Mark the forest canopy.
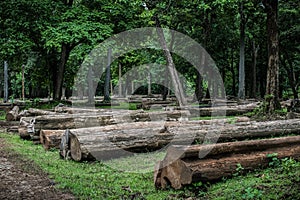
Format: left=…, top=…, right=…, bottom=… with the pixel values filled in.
left=0, top=0, right=299, bottom=103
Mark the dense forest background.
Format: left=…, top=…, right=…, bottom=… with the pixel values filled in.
left=0, top=0, right=299, bottom=104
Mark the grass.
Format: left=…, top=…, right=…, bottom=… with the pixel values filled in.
left=1, top=133, right=299, bottom=199
left=97, top=102, right=138, bottom=110
left=0, top=110, right=6, bottom=120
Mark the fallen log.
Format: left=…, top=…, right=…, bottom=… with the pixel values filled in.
left=27, top=108, right=57, bottom=116
left=19, top=110, right=190, bottom=139
left=50, top=117, right=248, bottom=151
left=61, top=119, right=300, bottom=161
left=154, top=136, right=300, bottom=189
left=181, top=102, right=260, bottom=117
left=40, top=130, right=66, bottom=150
left=6, top=106, right=19, bottom=121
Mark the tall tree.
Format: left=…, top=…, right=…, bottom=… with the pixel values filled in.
left=238, top=1, right=246, bottom=99
left=262, top=0, right=281, bottom=113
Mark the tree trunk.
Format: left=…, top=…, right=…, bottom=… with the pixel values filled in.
left=54, top=43, right=71, bottom=100
left=40, top=130, right=66, bottom=150
left=282, top=53, right=298, bottom=99
left=155, top=20, right=187, bottom=107
left=263, top=0, right=281, bottom=113
left=19, top=110, right=190, bottom=139
left=104, top=48, right=112, bottom=102
left=250, top=41, right=259, bottom=98
left=182, top=102, right=259, bottom=117
left=61, top=119, right=300, bottom=161
left=154, top=136, right=300, bottom=189
left=238, top=2, right=246, bottom=99
left=118, top=63, right=122, bottom=97
left=230, top=49, right=236, bottom=96
left=6, top=106, right=19, bottom=121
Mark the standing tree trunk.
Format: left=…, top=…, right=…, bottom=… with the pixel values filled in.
left=282, top=52, right=299, bottom=99
left=4, top=61, right=8, bottom=103
left=155, top=18, right=187, bottom=107
left=118, top=63, right=122, bottom=97
left=250, top=41, right=259, bottom=98
left=54, top=43, right=71, bottom=100
left=104, top=48, right=112, bottom=102
left=238, top=2, right=246, bottom=100
left=230, top=49, right=236, bottom=97
left=262, top=0, right=281, bottom=114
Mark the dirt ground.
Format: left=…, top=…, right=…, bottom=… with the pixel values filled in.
left=0, top=137, right=76, bottom=200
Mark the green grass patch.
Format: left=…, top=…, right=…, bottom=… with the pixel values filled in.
left=0, top=110, right=6, bottom=120
left=191, top=116, right=236, bottom=121
left=97, top=102, right=138, bottom=110
left=1, top=133, right=299, bottom=199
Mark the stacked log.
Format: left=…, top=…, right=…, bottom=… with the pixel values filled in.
left=0, top=121, right=19, bottom=133
left=43, top=117, right=248, bottom=151
left=60, top=119, right=300, bottom=161
left=6, top=106, right=19, bottom=121
left=19, top=110, right=189, bottom=134
left=40, top=130, right=66, bottom=150
left=154, top=136, right=300, bottom=189
left=180, top=102, right=260, bottom=117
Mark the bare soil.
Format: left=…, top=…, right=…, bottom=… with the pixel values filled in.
left=0, top=136, right=76, bottom=200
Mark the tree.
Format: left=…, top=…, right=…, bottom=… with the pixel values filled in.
left=262, top=0, right=281, bottom=114
left=238, top=1, right=246, bottom=99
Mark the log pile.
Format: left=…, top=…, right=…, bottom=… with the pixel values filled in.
left=154, top=136, right=300, bottom=189
left=6, top=106, right=19, bottom=121
left=20, top=110, right=189, bottom=130
left=59, top=119, right=300, bottom=161
left=40, top=130, right=66, bottom=150
left=181, top=102, right=260, bottom=117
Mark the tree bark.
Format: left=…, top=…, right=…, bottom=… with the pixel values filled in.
left=282, top=52, right=299, bottom=99
left=61, top=119, right=300, bottom=161
left=40, top=130, right=66, bottom=150
left=155, top=19, right=187, bottom=107
left=154, top=136, right=300, bottom=189
left=6, top=106, right=19, bottom=121
left=19, top=110, right=190, bottom=139
left=103, top=48, right=112, bottom=102
left=238, top=2, right=246, bottom=99
left=54, top=43, right=72, bottom=100
left=250, top=41, right=259, bottom=98
left=263, top=0, right=281, bottom=113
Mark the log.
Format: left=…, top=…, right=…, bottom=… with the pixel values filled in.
left=27, top=108, right=56, bottom=116
left=181, top=102, right=260, bottom=117
left=154, top=136, right=300, bottom=189
left=6, top=106, right=19, bottom=121
left=40, top=130, right=66, bottom=150
left=62, top=119, right=300, bottom=161
left=19, top=110, right=190, bottom=137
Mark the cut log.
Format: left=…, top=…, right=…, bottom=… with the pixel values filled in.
left=27, top=108, right=56, bottom=116
left=40, top=130, right=66, bottom=150
left=154, top=136, right=300, bottom=189
left=6, top=106, right=19, bottom=121
left=62, top=119, right=300, bottom=161
left=19, top=110, right=190, bottom=138
left=181, top=102, right=260, bottom=117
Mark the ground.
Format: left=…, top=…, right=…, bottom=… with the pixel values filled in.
left=0, top=137, right=76, bottom=200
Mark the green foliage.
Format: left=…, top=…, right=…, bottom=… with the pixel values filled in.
left=234, top=163, right=245, bottom=176
left=0, top=111, right=6, bottom=121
